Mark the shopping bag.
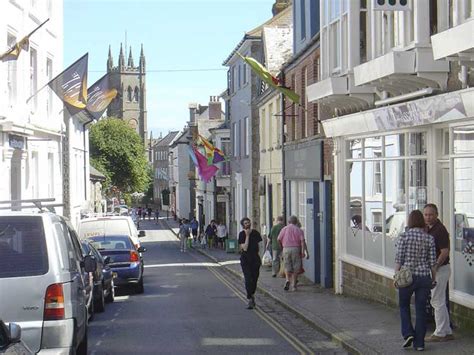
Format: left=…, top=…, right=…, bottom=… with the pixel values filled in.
left=262, top=250, right=272, bottom=267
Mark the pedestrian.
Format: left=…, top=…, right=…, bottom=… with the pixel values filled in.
left=155, top=209, right=160, bottom=224
left=395, top=209, right=437, bottom=351
left=137, top=207, right=142, bottom=220
left=266, top=215, right=284, bottom=277
left=277, top=215, right=308, bottom=292
left=205, top=220, right=217, bottom=248
left=147, top=206, right=152, bottom=221
left=423, top=203, right=454, bottom=342
left=179, top=219, right=190, bottom=252
left=238, top=217, right=262, bottom=309
left=216, top=221, right=227, bottom=249
left=190, top=217, right=199, bottom=245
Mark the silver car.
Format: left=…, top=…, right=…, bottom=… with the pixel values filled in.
left=0, top=212, right=96, bottom=354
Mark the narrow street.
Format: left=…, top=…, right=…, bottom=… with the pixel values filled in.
left=88, top=219, right=347, bottom=355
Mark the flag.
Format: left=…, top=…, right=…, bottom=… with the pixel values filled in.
left=193, top=146, right=218, bottom=183
left=47, top=53, right=88, bottom=115
left=84, top=74, right=117, bottom=120
left=198, top=134, right=226, bottom=165
left=187, top=145, right=198, bottom=166
left=238, top=53, right=300, bottom=104
left=0, top=19, right=49, bottom=62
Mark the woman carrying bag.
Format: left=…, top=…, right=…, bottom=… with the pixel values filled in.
left=394, top=210, right=437, bottom=351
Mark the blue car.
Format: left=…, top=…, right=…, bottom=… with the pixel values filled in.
left=88, top=235, right=146, bottom=294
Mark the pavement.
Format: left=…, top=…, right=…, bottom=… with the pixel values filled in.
left=161, top=217, right=474, bottom=355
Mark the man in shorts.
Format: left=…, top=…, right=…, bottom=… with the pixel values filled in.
left=278, top=215, right=308, bottom=292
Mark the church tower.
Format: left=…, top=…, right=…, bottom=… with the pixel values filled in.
left=107, top=43, right=148, bottom=145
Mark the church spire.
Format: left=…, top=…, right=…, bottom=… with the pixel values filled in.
left=139, top=43, right=145, bottom=72
left=107, top=45, right=113, bottom=71
left=118, top=43, right=125, bottom=69
left=128, top=46, right=134, bottom=68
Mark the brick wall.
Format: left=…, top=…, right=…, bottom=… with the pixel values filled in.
left=284, top=48, right=320, bottom=142
left=342, top=262, right=474, bottom=331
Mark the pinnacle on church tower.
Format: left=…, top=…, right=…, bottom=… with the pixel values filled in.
left=139, top=44, right=146, bottom=72
left=107, top=45, right=113, bottom=71
left=118, top=43, right=125, bottom=69
left=128, top=47, right=134, bottom=68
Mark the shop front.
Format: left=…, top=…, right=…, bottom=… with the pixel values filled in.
left=325, top=88, right=474, bottom=328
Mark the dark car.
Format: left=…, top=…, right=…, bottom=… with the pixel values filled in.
left=79, top=241, right=95, bottom=320
left=80, top=240, right=114, bottom=312
left=0, top=320, right=32, bottom=354
left=88, top=235, right=146, bottom=294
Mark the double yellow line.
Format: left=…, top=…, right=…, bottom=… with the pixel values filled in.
left=207, top=265, right=314, bottom=355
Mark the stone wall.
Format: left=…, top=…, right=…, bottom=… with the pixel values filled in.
left=342, top=261, right=474, bottom=331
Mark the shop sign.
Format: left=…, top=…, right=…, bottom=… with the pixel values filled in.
left=217, top=195, right=227, bottom=203
left=374, top=92, right=467, bottom=131
left=9, top=134, right=25, bottom=150
left=284, top=141, right=322, bottom=180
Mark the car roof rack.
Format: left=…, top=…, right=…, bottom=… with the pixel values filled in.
left=0, top=198, right=64, bottom=212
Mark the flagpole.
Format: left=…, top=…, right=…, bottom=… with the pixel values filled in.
left=0, top=18, right=50, bottom=61
left=26, top=52, right=88, bottom=104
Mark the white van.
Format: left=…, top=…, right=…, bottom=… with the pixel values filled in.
left=77, top=216, right=145, bottom=248
left=0, top=212, right=96, bottom=354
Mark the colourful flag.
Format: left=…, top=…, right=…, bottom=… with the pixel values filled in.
left=238, top=53, right=300, bottom=104
left=187, top=145, right=198, bottom=166
left=198, top=134, right=226, bottom=165
left=0, top=19, right=49, bottom=62
left=47, top=53, right=88, bottom=115
left=193, top=146, right=218, bottom=183
left=84, top=74, right=118, bottom=120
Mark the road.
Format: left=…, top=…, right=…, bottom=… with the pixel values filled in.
left=88, top=219, right=347, bottom=355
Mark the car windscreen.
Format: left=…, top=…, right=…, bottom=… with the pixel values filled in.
left=0, top=216, right=48, bottom=278
left=79, top=219, right=131, bottom=239
left=88, top=235, right=132, bottom=251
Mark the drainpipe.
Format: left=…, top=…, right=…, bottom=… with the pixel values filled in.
left=460, top=64, right=468, bottom=89
left=83, top=117, right=95, bottom=201
left=280, top=90, right=287, bottom=222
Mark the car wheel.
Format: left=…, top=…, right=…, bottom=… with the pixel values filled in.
left=135, top=277, right=144, bottom=294
left=77, top=328, right=88, bottom=355
left=105, top=280, right=115, bottom=303
left=95, top=284, right=105, bottom=313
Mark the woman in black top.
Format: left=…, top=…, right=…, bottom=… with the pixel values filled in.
left=238, top=217, right=262, bottom=309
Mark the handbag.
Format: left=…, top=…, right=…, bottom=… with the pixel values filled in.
left=394, top=266, right=413, bottom=289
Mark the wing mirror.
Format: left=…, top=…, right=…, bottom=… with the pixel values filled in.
left=103, top=256, right=111, bottom=265
left=137, top=246, right=147, bottom=253
left=83, top=255, right=97, bottom=273
left=139, top=230, right=146, bottom=238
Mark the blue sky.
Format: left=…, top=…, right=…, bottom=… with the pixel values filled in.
left=64, top=0, right=276, bottom=138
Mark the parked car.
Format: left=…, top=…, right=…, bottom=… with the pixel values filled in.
left=88, top=235, right=146, bottom=293
left=0, top=211, right=97, bottom=354
left=78, top=216, right=146, bottom=249
left=0, top=320, right=32, bottom=354
left=80, top=240, right=114, bottom=312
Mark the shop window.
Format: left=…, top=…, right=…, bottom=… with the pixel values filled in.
left=453, top=125, right=474, bottom=154
left=346, top=133, right=427, bottom=268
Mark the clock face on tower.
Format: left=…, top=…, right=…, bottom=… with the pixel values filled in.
left=128, top=118, right=138, bottom=130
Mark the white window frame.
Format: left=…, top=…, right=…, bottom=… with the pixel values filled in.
left=7, top=33, right=17, bottom=106
left=244, top=117, right=250, bottom=156
left=233, top=122, right=238, bottom=157
left=46, top=57, right=53, bottom=116
left=30, top=47, right=38, bottom=112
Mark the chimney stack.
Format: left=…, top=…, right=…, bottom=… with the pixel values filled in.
left=208, top=96, right=222, bottom=120
left=188, top=103, right=198, bottom=124
left=272, top=0, right=291, bottom=16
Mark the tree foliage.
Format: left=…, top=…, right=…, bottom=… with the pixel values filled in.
left=90, top=118, right=151, bottom=193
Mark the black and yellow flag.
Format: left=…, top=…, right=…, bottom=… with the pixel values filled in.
left=0, top=19, right=49, bottom=62
left=84, top=74, right=118, bottom=120
left=47, top=53, right=88, bottom=115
